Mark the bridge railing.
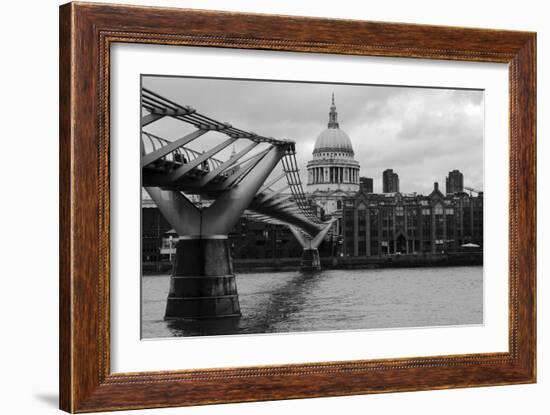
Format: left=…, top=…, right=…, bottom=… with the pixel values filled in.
left=142, top=88, right=288, bottom=145
left=142, top=131, right=223, bottom=173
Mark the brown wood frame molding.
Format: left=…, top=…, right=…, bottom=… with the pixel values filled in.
left=59, top=2, right=536, bottom=412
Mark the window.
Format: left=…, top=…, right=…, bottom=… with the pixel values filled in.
left=434, top=204, right=443, bottom=215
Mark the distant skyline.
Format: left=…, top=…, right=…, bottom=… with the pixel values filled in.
left=142, top=76, right=484, bottom=195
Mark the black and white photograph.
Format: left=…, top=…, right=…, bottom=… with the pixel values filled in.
left=140, top=75, right=484, bottom=338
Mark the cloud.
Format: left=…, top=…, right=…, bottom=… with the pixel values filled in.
left=143, top=76, right=484, bottom=195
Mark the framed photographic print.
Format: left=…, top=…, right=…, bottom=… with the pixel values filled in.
left=59, top=2, right=536, bottom=412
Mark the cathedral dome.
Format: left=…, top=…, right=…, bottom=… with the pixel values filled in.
left=312, top=94, right=354, bottom=156
left=314, top=128, right=354, bottom=154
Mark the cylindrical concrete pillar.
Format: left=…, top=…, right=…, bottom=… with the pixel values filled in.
left=164, top=238, right=241, bottom=320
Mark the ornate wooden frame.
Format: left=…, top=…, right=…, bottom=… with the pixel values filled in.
left=59, top=2, right=536, bottom=412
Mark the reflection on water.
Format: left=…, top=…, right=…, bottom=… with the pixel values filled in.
left=141, top=266, right=483, bottom=338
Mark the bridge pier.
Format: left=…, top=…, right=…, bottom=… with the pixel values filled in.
left=300, top=248, right=321, bottom=272
left=165, top=237, right=241, bottom=320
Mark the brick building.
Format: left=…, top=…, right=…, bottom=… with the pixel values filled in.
left=341, top=182, right=483, bottom=256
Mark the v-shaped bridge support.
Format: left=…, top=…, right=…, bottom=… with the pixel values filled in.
left=288, top=219, right=336, bottom=272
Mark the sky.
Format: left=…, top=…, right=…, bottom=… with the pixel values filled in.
left=142, top=75, right=484, bottom=195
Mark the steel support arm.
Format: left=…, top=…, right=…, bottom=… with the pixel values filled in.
left=197, top=142, right=259, bottom=187
left=141, top=113, right=164, bottom=127
left=288, top=219, right=335, bottom=249
left=144, top=187, right=201, bottom=236
left=202, top=145, right=287, bottom=235
left=217, top=148, right=272, bottom=190
left=141, top=129, right=206, bottom=167
left=310, top=219, right=336, bottom=249
left=288, top=227, right=312, bottom=249
left=169, top=137, right=237, bottom=182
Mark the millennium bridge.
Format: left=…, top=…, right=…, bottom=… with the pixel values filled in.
left=141, top=88, right=334, bottom=320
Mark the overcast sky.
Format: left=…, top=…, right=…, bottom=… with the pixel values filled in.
left=143, top=76, right=484, bottom=195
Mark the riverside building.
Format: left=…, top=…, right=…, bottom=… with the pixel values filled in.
left=341, top=182, right=483, bottom=256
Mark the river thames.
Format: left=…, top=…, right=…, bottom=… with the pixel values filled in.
left=141, top=266, right=483, bottom=338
